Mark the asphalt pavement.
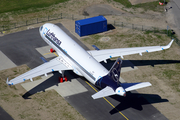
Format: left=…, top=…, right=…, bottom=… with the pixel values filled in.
left=0, top=107, right=13, bottom=120
left=167, top=0, right=180, bottom=38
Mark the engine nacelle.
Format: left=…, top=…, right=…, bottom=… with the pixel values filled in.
left=115, top=87, right=126, bottom=96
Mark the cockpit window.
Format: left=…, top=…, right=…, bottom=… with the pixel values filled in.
left=40, top=26, right=43, bottom=31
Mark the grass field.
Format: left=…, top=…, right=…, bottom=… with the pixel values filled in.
left=0, top=0, right=69, bottom=13
left=113, top=0, right=169, bottom=11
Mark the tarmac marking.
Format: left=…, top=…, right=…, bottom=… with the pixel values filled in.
left=85, top=81, right=129, bottom=120
left=43, top=52, right=52, bottom=55
left=49, top=51, right=129, bottom=119
left=43, top=52, right=58, bottom=57
left=36, top=46, right=56, bottom=58
left=21, top=75, right=88, bottom=98
left=53, top=52, right=58, bottom=56
left=0, top=51, right=16, bottom=71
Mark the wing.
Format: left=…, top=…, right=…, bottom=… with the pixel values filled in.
left=88, top=39, right=174, bottom=62
left=92, top=86, right=116, bottom=99
left=121, top=82, right=152, bottom=92
left=7, top=56, right=73, bottom=85
left=92, top=82, right=152, bottom=99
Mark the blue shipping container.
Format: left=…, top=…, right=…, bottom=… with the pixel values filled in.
left=75, top=16, right=107, bottom=37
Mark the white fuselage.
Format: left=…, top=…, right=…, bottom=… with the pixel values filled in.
left=39, top=23, right=108, bottom=84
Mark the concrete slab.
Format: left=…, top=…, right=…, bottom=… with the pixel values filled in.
left=21, top=74, right=54, bottom=92
left=0, top=51, right=16, bottom=71
left=36, top=46, right=56, bottom=58
left=54, top=80, right=88, bottom=97
left=21, top=74, right=88, bottom=98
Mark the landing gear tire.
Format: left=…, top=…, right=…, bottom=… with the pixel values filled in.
left=59, top=76, right=68, bottom=83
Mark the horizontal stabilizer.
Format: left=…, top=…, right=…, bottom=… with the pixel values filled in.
left=92, top=86, right=116, bottom=99
left=121, top=82, right=151, bottom=92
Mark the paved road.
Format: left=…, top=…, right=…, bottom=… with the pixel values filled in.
left=171, top=0, right=180, bottom=28
left=167, top=0, right=180, bottom=37
left=0, top=107, right=13, bottom=120
left=173, top=0, right=180, bottom=8
left=174, top=0, right=180, bottom=30
left=0, top=28, right=47, bottom=69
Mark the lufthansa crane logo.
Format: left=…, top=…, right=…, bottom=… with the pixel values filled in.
left=112, top=68, right=119, bottom=82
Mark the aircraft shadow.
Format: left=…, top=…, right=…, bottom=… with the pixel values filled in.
left=101, top=59, right=180, bottom=70
left=22, top=70, right=79, bottom=99
left=109, top=91, right=168, bottom=114
left=22, top=59, right=180, bottom=99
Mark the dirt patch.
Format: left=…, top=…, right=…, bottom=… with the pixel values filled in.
left=83, top=4, right=123, bottom=16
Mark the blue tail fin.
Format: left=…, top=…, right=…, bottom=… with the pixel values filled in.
left=108, top=58, right=122, bottom=83
left=95, top=58, right=122, bottom=90
left=93, top=58, right=152, bottom=99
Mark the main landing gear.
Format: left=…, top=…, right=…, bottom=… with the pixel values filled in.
left=59, top=76, right=68, bottom=83
left=59, top=70, right=68, bottom=83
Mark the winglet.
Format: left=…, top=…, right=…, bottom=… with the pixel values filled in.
left=6, top=78, right=11, bottom=85
left=166, top=39, right=174, bottom=48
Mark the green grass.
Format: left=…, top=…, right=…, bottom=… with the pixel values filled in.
left=113, top=0, right=132, bottom=8
left=163, top=69, right=177, bottom=79
left=0, top=0, right=69, bottom=14
left=82, top=35, right=111, bottom=49
left=113, top=0, right=169, bottom=11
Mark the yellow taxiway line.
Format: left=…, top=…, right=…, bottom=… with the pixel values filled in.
left=43, top=52, right=58, bottom=57
left=53, top=52, right=58, bottom=57
left=44, top=52, right=129, bottom=120
left=85, top=81, right=129, bottom=120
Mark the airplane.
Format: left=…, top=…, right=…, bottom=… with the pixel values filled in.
left=6, top=23, right=174, bottom=99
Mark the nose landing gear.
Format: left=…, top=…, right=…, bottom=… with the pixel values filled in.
left=50, top=48, right=55, bottom=53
